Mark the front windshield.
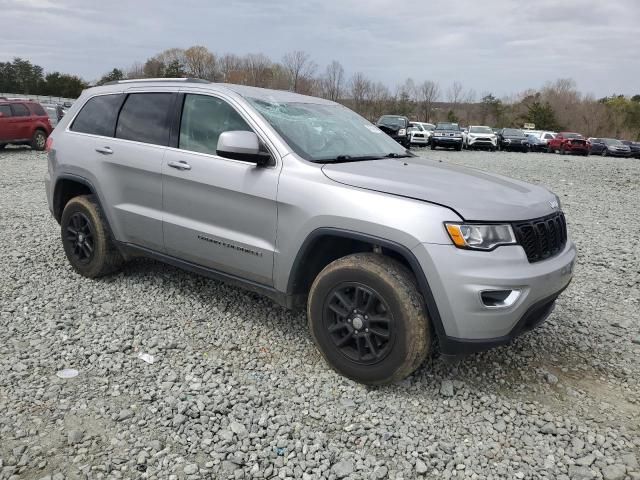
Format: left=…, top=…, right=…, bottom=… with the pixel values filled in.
left=470, top=126, right=493, bottom=134
left=412, top=124, right=424, bottom=131
left=436, top=123, right=459, bottom=131
left=603, top=138, right=622, bottom=146
left=503, top=128, right=524, bottom=136
left=248, top=99, right=408, bottom=162
left=378, top=116, right=406, bottom=127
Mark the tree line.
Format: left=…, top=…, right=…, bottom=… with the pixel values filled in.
left=2, top=49, right=640, bottom=140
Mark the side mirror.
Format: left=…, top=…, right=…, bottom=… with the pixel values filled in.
left=216, top=131, right=271, bottom=166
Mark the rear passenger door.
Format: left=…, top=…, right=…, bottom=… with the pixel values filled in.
left=106, top=91, right=176, bottom=251
left=10, top=103, right=31, bottom=140
left=162, top=92, right=280, bottom=286
left=68, top=91, right=174, bottom=252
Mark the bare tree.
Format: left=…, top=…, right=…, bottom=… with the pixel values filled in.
left=184, top=46, right=216, bottom=80
left=368, top=81, right=391, bottom=121
left=126, top=62, right=145, bottom=80
left=218, top=54, right=244, bottom=83
left=418, top=80, right=440, bottom=122
left=244, top=53, right=272, bottom=87
left=349, top=72, right=371, bottom=115
left=322, top=60, right=344, bottom=101
left=447, top=81, right=464, bottom=106
left=282, top=51, right=317, bottom=93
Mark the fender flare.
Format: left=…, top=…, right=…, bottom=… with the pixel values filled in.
left=286, top=227, right=447, bottom=344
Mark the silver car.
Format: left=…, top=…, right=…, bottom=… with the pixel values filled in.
left=45, top=79, right=576, bottom=384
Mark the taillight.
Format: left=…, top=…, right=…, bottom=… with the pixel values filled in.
left=45, top=137, right=53, bottom=152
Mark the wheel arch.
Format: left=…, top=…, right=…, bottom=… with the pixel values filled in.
left=52, top=174, right=98, bottom=223
left=286, top=228, right=447, bottom=342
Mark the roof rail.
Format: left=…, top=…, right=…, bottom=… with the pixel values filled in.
left=102, top=78, right=210, bottom=86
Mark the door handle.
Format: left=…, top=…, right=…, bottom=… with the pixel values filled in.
left=95, top=146, right=113, bottom=155
left=167, top=160, right=191, bottom=171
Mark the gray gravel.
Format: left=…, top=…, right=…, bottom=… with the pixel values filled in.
left=0, top=145, right=639, bottom=480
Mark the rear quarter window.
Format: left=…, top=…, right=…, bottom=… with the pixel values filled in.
left=29, top=103, right=47, bottom=116
left=71, top=94, right=125, bottom=137
left=115, top=93, right=174, bottom=146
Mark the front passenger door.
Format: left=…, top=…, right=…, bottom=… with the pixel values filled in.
left=162, top=93, right=280, bottom=286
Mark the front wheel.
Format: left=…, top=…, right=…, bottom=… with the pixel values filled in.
left=602, top=149, right=607, bottom=157
left=308, top=253, right=431, bottom=385
left=430, top=143, right=436, bottom=150
left=61, top=195, right=124, bottom=278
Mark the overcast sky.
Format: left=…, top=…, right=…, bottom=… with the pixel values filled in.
left=1, top=0, right=639, bottom=97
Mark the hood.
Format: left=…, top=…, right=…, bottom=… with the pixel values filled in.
left=322, top=158, right=559, bottom=221
left=503, top=135, right=527, bottom=140
left=377, top=124, right=401, bottom=135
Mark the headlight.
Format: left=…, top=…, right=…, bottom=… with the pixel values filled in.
left=445, top=223, right=517, bottom=250
left=398, top=129, right=406, bottom=136
left=504, top=139, right=511, bottom=143
left=434, top=132, right=442, bottom=137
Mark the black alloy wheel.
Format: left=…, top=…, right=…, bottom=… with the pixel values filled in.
left=323, top=283, right=394, bottom=365
left=65, top=212, right=95, bottom=264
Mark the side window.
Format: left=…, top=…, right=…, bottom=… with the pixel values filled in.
left=71, top=94, right=124, bottom=137
left=116, top=93, right=173, bottom=146
left=0, top=105, right=12, bottom=117
left=11, top=104, right=30, bottom=117
left=179, top=94, right=252, bottom=155
left=30, top=104, right=47, bottom=116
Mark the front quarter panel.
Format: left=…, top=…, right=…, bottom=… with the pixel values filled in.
left=273, top=155, right=460, bottom=292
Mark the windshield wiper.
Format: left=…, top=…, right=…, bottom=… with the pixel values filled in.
left=314, top=152, right=415, bottom=163
left=383, top=152, right=414, bottom=158
left=314, top=155, right=386, bottom=163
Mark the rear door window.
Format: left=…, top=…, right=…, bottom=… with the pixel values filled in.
left=30, top=103, right=47, bottom=116
left=179, top=94, right=252, bottom=155
left=0, top=105, right=11, bottom=117
left=71, top=94, right=124, bottom=137
left=116, top=93, right=174, bottom=146
left=10, top=104, right=30, bottom=117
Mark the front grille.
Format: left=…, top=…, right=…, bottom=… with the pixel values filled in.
left=512, top=212, right=567, bottom=263
left=570, top=140, right=585, bottom=145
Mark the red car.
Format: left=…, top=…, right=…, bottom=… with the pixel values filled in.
left=0, top=99, right=53, bottom=151
left=547, top=132, right=590, bottom=156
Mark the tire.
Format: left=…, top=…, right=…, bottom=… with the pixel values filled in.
left=602, top=149, right=607, bottom=157
left=31, top=129, right=47, bottom=151
left=0, top=144, right=6, bottom=150
left=430, top=142, right=436, bottom=150
left=60, top=194, right=124, bottom=278
left=456, top=144, right=462, bottom=151
left=308, top=253, right=431, bottom=385
left=560, top=147, right=566, bottom=155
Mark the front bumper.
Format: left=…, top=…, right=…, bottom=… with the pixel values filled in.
left=433, top=136, right=462, bottom=145
left=410, top=135, right=429, bottom=144
left=468, top=137, right=497, bottom=148
left=412, top=240, right=576, bottom=354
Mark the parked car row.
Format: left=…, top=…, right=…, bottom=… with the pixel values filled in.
left=374, top=115, right=639, bottom=159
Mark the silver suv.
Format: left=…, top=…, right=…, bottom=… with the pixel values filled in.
left=45, top=79, right=576, bottom=385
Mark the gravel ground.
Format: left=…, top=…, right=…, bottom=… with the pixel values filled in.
left=0, top=146, right=638, bottom=480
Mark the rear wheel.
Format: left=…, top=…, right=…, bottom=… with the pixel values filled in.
left=308, top=253, right=430, bottom=385
left=60, top=195, right=124, bottom=278
left=31, top=129, right=47, bottom=151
